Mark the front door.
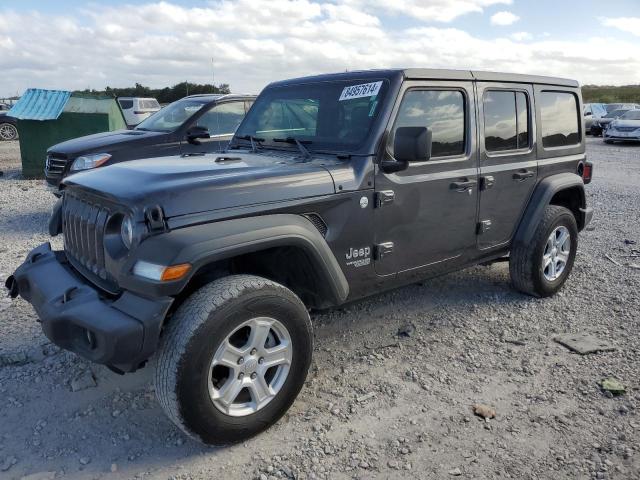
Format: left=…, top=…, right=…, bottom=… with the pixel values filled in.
left=476, top=83, right=537, bottom=250
left=374, top=81, right=479, bottom=276
left=180, top=100, right=247, bottom=154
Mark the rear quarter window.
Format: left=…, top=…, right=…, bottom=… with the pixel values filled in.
left=539, top=91, right=580, bottom=148
left=141, top=99, right=160, bottom=109
left=118, top=99, right=134, bottom=110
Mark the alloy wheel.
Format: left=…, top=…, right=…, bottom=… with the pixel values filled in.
left=0, top=123, right=17, bottom=141
left=542, top=226, right=571, bottom=281
left=208, top=317, right=292, bottom=417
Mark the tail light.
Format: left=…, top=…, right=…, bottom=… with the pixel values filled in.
left=582, top=161, right=593, bottom=184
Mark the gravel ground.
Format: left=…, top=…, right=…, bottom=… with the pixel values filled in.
left=0, top=138, right=638, bottom=480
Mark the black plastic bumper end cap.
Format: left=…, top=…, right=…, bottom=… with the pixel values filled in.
left=5, top=275, right=18, bottom=299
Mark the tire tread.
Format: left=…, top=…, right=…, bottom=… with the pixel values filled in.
left=510, top=205, right=575, bottom=297
left=154, top=274, right=309, bottom=441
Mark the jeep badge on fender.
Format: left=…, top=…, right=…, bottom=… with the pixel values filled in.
left=7, top=68, right=592, bottom=445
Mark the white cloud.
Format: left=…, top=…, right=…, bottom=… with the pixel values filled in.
left=510, top=32, right=532, bottom=41
left=347, top=0, right=512, bottom=23
left=0, top=1, right=639, bottom=98
left=601, top=17, right=640, bottom=36
left=490, top=11, right=520, bottom=26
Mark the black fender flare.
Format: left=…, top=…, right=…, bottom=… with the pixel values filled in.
left=120, top=214, right=349, bottom=306
left=513, top=173, right=589, bottom=249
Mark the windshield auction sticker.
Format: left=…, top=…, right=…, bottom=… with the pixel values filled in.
left=339, top=81, right=382, bottom=101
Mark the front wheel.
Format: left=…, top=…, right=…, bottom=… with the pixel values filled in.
left=155, top=275, right=313, bottom=445
left=509, top=205, right=578, bottom=297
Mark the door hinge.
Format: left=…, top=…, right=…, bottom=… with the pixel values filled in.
left=480, top=175, right=495, bottom=191
left=375, top=190, right=395, bottom=208
left=477, top=220, right=492, bottom=234
left=374, top=242, right=394, bottom=260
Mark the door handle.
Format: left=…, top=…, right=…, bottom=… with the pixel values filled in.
left=450, top=179, right=477, bottom=192
left=513, top=170, right=534, bottom=181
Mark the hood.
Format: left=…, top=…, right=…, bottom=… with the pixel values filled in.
left=48, top=129, right=167, bottom=155
left=63, top=151, right=337, bottom=218
left=611, top=119, right=640, bottom=129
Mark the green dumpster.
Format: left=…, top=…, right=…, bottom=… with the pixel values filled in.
left=9, top=89, right=127, bottom=178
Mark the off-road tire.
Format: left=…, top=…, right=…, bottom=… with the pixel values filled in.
left=155, top=274, right=313, bottom=445
left=509, top=205, right=578, bottom=297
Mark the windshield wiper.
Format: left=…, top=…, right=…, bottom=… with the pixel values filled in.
left=273, top=137, right=313, bottom=160
left=234, top=134, right=265, bottom=153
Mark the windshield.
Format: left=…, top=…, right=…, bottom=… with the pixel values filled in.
left=234, top=79, right=388, bottom=152
left=592, top=104, right=607, bottom=116
left=135, top=98, right=209, bottom=132
left=621, top=110, right=640, bottom=120
left=605, top=104, right=624, bottom=113
left=605, top=109, right=628, bottom=118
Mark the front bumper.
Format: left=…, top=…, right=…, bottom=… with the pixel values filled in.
left=6, top=243, right=173, bottom=372
left=603, top=132, right=640, bottom=142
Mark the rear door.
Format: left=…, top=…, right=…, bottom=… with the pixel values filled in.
left=476, top=83, right=537, bottom=250
left=374, top=81, right=479, bottom=276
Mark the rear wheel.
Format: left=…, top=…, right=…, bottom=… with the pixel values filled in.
left=0, top=123, right=17, bottom=141
left=510, top=205, right=578, bottom=297
left=155, top=275, right=312, bottom=445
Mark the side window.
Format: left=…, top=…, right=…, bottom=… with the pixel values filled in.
left=392, top=90, right=465, bottom=157
left=197, top=101, right=247, bottom=136
left=483, top=90, right=530, bottom=152
left=540, top=91, right=580, bottom=148
left=118, top=99, right=133, bottom=110
left=516, top=92, right=529, bottom=148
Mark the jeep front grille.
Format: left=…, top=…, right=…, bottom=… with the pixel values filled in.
left=62, top=192, right=109, bottom=280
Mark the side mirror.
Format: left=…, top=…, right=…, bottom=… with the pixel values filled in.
left=394, top=126, right=432, bottom=162
left=584, top=112, right=592, bottom=117
left=186, top=126, right=210, bottom=144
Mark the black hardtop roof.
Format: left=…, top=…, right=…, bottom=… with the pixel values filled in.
left=268, top=68, right=579, bottom=88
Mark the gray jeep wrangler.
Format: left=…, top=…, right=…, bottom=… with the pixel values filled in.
left=7, top=69, right=593, bottom=445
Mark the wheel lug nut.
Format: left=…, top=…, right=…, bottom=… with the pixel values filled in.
left=251, top=372, right=257, bottom=380
left=258, top=357, right=264, bottom=364
left=238, top=372, right=244, bottom=380
left=237, top=357, right=244, bottom=365
left=250, top=348, right=257, bottom=355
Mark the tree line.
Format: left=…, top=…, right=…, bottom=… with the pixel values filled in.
left=78, top=81, right=232, bottom=104
left=582, top=85, right=640, bottom=104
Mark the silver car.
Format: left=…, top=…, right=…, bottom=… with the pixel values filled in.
left=583, top=103, right=607, bottom=133
left=604, top=110, right=640, bottom=143
left=592, top=109, right=631, bottom=136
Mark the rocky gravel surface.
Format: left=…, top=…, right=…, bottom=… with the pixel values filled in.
left=0, top=138, right=639, bottom=479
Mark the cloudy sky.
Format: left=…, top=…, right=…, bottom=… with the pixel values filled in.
left=1, top=0, right=639, bottom=97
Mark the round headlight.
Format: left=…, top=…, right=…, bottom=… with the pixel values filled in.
left=121, top=216, right=134, bottom=249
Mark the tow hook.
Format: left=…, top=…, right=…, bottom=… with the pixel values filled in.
left=5, top=275, right=19, bottom=299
